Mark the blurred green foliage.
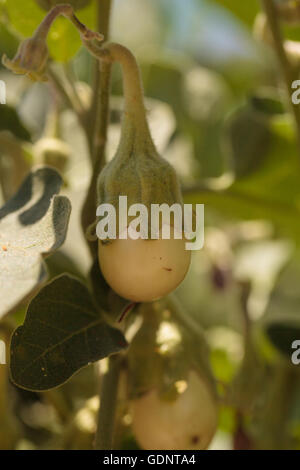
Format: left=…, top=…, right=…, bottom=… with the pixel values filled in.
left=0, top=0, right=300, bottom=451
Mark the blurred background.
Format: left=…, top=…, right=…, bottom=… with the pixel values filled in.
left=1, top=0, right=300, bottom=450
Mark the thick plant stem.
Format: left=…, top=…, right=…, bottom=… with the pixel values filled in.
left=81, top=2, right=112, bottom=256
left=81, top=62, right=112, bottom=259
left=261, top=0, right=300, bottom=156
left=88, top=0, right=112, bottom=158
left=92, top=61, right=112, bottom=164
left=95, top=355, right=122, bottom=450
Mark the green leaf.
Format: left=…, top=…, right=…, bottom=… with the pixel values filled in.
left=0, top=105, right=31, bottom=141
left=0, top=166, right=71, bottom=319
left=4, top=0, right=97, bottom=62
left=10, top=274, right=128, bottom=391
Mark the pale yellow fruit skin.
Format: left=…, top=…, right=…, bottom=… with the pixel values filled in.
left=98, top=231, right=191, bottom=302
left=131, top=371, right=218, bottom=450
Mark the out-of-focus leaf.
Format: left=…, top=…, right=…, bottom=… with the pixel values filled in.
left=3, top=0, right=44, bottom=37
left=0, top=21, right=18, bottom=58
left=186, top=115, right=300, bottom=243
left=266, top=324, right=300, bottom=357
left=0, top=105, right=31, bottom=141
left=10, top=275, right=128, bottom=391
left=211, top=348, right=236, bottom=383
left=262, top=258, right=300, bottom=357
left=0, top=167, right=71, bottom=319
left=211, top=0, right=260, bottom=27
left=142, top=60, right=184, bottom=114
left=230, top=337, right=266, bottom=413
left=0, top=132, right=32, bottom=200
left=183, top=66, right=233, bottom=178
left=225, top=107, right=271, bottom=178
left=4, top=0, right=97, bottom=62
left=249, top=90, right=285, bottom=116
left=190, top=119, right=229, bottom=178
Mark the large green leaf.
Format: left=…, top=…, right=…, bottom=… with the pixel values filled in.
left=0, top=166, right=71, bottom=319
left=10, top=275, right=128, bottom=391
left=4, top=0, right=97, bottom=62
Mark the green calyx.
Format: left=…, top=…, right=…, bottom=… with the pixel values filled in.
left=96, top=43, right=183, bottom=233
left=97, top=124, right=182, bottom=212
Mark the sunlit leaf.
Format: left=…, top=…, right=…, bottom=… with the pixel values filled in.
left=0, top=166, right=71, bottom=318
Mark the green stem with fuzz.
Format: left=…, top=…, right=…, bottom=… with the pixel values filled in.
left=81, top=40, right=155, bottom=256
left=83, top=41, right=155, bottom=149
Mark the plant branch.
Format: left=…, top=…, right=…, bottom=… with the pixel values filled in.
left=94, top=355, right=122, bottom=450
left=88, top=0, right=112, bottom=159
left=47, top=65, right=96, bottom=157
left=81, top=2, right=112, bottom=257
left=63, top=62, right=85, bottom=115
left=47, top=66, right=82, bottom=115
left=261, top=0, right=300, bottom=155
